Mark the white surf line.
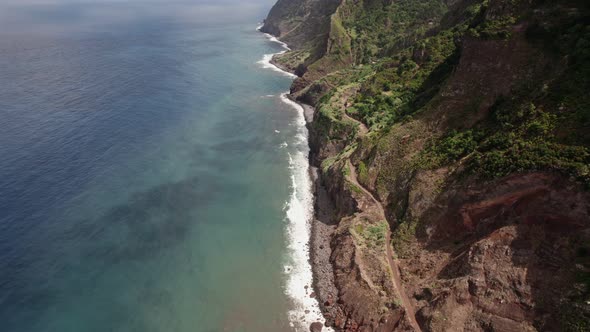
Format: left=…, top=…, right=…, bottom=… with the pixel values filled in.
left=256, top=24, right=297, bottom=78
left=256, top=25, right=332, bottom=331
left=282, top=94, right=331, bottom=332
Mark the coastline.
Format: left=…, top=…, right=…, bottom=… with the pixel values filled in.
left=257, top=25, right=336, bottom=331
left=309, top=166, right=340, bottom=328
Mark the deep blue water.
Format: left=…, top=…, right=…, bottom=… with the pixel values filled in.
left=0, top=1, right=322, bottom=331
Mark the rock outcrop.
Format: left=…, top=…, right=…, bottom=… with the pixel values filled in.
left=261, top=0, right=340, bottom=50
left=310, top=321, right=324, bottom=332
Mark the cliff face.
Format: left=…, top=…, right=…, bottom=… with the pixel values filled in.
left=261, top=0, right=341, bottom=76
left=261, top=0, right=340, bottom=48
left=264, top=0, right=590, bottom=331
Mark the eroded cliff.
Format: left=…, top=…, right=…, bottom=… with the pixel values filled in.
left=264, top=0, right=590, bottom=331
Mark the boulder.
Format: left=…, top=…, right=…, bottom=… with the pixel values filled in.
left=310, top=322, right=323, bottom=332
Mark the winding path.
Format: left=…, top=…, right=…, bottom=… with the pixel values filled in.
left=343, top=112, right=368, bottom=136
left=346, top=159, right=421, bottom=331
left=339, top=94, right=421, bottom=330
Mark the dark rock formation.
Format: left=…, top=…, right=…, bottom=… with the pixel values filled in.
left=310, top=321, right=324, bottom=332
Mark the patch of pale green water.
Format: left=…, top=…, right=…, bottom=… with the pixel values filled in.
left=3, top=21, right=320, bottom=331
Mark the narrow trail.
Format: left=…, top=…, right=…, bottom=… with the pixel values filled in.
left=346, top=159, right=422, bottom=332
left=338, top=92, right=421, bottom=331
left=343, top=113, right=368, bottom=136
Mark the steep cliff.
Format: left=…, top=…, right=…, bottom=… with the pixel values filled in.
left=260, top=0, right=341, bottom=76
left=264, top=0, right=590, bottom=331
left=261, top=0, right=340, bottom=49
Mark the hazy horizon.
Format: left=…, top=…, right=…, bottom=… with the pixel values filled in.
left=0, top=0, right=276, bottom=35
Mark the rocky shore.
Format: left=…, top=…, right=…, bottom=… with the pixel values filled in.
left=301, top=99, right=339, bottom=331
left=309, top=164, right=339, bottom=328
left=263, top=29, right=336, bottom=330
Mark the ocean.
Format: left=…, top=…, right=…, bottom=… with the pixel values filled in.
left=0, top=1, right=324, bottom=331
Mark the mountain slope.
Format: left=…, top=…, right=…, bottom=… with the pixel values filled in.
left=264, top=0, right=590, bottom=331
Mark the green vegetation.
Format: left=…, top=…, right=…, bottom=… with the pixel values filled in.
left=421, top=129, right=482, bottom=168
left=340, top=0, right=448, bottom=63
left=342, top=163, right=351, bottom=177
left=354, top=221, right=388, bottom=249
left=329, top=11, right=352, bottom=59
left=321, top=156, right=338, bottom=174
left=312, top=0, right=590, bottom=189
left=391, top=218, right=417, bottom=259
left=347, top=182, right=364, bottom=195
left=469, top=15, right=517, bottom=39
left=273, top=49, right=311, bottom=73
left=536, top=23, right=590, bottom=144
left=419, top=96, right=590, bottom=185
left=414, top=17, right=590, bottom=184
left=358, top=161, right=369, bottom=183
left=348, top=26, right=463, bottom=129
left=471, top=137, right=589, bottom=183
left=272, top=0, right=590, bottom=328
left=314, top=100, right=358, bottom=146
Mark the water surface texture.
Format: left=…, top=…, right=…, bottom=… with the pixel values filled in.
left=0, top=1, right=319, bottom=331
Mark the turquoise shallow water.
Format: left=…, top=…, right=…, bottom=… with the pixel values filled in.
left=0, top=1, right=320, bottom=331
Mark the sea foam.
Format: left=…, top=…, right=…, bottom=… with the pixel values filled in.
left=257, top=25, right=331, bottom=331
left=282, top=94, right=330, bottom=331
left=257, top=25, right=297, bottom=78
